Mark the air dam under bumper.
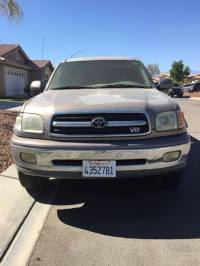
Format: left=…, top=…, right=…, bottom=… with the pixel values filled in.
left=11, top=134, right=190, bottom=179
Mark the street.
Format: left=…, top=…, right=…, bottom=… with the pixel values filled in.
left=25, top=98, right=200, bottom=266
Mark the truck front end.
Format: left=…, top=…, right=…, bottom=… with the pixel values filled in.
left=11, top=58, right=190, bottom=189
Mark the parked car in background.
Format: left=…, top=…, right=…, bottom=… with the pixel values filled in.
left=182, top=84, right=192, bottom=93
left=182, top=82, right=200, bottom=93
left=170, top=84, right=184, bottom=98
left=191, top=82, right=200, bottom=92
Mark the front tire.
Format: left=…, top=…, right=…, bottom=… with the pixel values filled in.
left=18, top=171, right=48, bottom=189
left=153, top=171, right=182, bottom=189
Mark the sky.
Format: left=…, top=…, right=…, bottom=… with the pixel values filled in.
left=0, top=0, right=199, bottom=72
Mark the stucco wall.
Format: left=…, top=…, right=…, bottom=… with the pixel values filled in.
left=44, top=65, right=53, bottom=80
left=0, top=65, right=6, bottom=96
left=30, top=70, right=43, bottom=82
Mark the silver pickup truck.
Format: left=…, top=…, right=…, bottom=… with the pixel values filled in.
left=11, top=57, right=190, bottom=189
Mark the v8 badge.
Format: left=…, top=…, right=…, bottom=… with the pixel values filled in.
left=130, top=127, right=140, bottom=133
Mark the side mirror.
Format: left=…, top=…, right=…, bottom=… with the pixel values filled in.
left=30, top=80, right=42, bottom=96
left=158, top=78, right=173, bottom=90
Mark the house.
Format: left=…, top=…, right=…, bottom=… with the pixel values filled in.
left=0, top=44, right=54, bottom=96
left=152, top=71, right=200, bottom=84
left=152, top=73, right=170, bottom=82
left=186, top=73, right=200, bottom=83
left=158, top=73, right=170, bottom=80
left=152, top=77, right=160, bottom=83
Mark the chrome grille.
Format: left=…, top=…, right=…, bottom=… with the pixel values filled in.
left=50, top=113, right=150, bottom=137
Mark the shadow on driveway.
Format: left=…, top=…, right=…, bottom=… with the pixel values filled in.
left=31, top=136, right=200, bottom=239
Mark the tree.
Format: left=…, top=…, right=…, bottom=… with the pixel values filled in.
left=169, top=60, right=190, bottom=84
left=184, top=65, right=190, bottom=78
left=146, top=64, right=160, bottom=77
left=0, top=0, right=23, bottom=21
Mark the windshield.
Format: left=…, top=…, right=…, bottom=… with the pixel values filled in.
left=48, top=60, right=153, bottom=90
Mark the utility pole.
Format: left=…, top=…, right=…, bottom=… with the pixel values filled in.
left=42, top=37, right=45, bottom=60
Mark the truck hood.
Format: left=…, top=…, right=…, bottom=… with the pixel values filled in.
left=24, top=88, right=179, bottom=116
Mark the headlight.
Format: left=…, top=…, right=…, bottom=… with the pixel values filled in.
left=156, top=111, right=178, bottom=131
left=14, top=113, right=43, bottom=133
left=156, top=111, right=186, bottom=131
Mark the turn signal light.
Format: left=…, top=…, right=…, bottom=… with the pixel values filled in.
left=177, top=111, right=186, bottom=129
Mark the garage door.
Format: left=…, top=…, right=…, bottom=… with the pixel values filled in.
left=4, top=67, right=27, bottom=96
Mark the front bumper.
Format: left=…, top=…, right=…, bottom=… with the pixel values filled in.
left=11, top=134, right=191, bottom=179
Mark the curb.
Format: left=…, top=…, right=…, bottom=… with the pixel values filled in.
left=189, top=97, right=200, bottom=101
left=1, top=185, right=57, bottom=266
left=0, top=165, right=35, bottom=261
left=0, top=165, right=57, bottom=265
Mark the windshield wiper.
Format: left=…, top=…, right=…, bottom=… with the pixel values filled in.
left=50, top=85, right=95, bottom=90
left=96, top=84, right=151, bottom=88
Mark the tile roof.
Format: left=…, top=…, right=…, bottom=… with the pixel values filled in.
left=0, top=44, right=53, bottom=70
left=189, top=73, right=200, bottom=77
left=0, top=44, right=19, bottom=56
left=159, top=72, right=170, bottom=77
left=32, top=60, right=50, bottom=68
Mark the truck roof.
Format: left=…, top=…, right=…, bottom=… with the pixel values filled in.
left=65, top=56, right=138, bottom=63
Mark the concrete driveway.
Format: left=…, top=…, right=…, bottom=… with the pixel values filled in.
left=0, top=101, right=23, bottom=112
left=26, top=98, right=200, bottom=266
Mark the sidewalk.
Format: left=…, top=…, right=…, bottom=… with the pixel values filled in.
left=0, top=165, right=56, bottom=265
left=0, top=101, right=23, bottom=112
left=0, top=165, right=35, bottom=260
left=190, top=97, right=200, bottom=101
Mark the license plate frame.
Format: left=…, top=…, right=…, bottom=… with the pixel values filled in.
left=82, top=160, right=116, bottom=177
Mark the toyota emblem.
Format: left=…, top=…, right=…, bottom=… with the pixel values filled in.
left=91, top=117, right=107, bottom=129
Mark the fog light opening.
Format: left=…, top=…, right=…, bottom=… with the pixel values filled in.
left=162, top=151, right=181, bottom=163
left=20, top=152, right=37, bottom=164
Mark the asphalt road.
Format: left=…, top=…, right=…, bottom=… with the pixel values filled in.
left=28, top=98, right=200, bottom=266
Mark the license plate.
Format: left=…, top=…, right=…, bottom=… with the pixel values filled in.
left=82, top=160, right=116, bottom=177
